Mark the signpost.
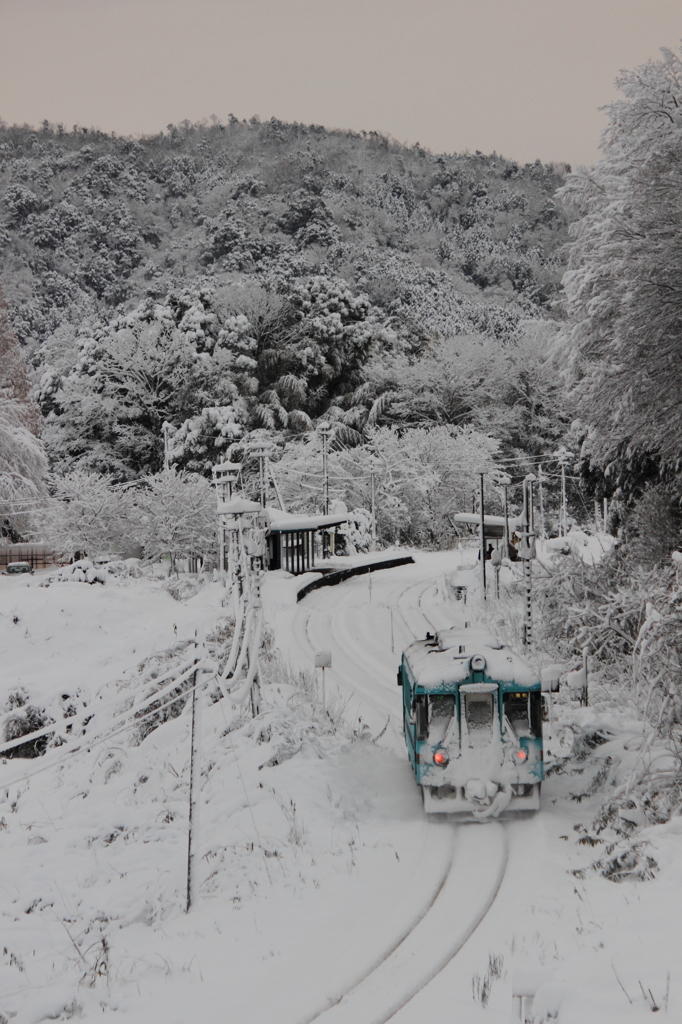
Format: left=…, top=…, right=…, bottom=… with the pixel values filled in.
left=315, top=650, right=332, bottom=706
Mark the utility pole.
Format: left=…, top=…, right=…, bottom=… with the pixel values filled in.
left=162, top=422, right=171, bottom=471
left=213, top=461, right=241, bottom=581
left=476, top=466, right=487, bottom=600
left=498, top=473, right=511, bottom=560
left=537, top=463, right=545, bottom=539
left=521, top=474, right=536, bottom=647
left=370, top=470, right=377, bottom=552
left=268, top=460, right=286, bottom=511
left=319, top=423, right=331, bottom=559
left=554, top=447, right=573, bottom=537
left=252, top=447, right=267, bottom=508
left=319, top=423, right=331, bottom=515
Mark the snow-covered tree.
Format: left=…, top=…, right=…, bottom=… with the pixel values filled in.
left=340, top=326, right=566, bottom=461
left=127, top=470, right=216, bottom=568
left=39, top=288, right=247, bottom=478
left=272, top=424, right=500, bottom=547
left=0, top=291, right=48, bottom=540
left=557, top=45, right=682, bottom=496
left=257, top=275, right=395, bottom=420
left=168, top=405, right=246, bottom=474
left=39, top=471, right=129, bottom=556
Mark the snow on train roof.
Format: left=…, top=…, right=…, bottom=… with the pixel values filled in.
left=404, top=625, right=539, bottom=690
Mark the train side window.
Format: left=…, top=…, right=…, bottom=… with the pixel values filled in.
left=529, top=691, right=542, bottom=736
left=429, top=695, right=455, bottom=721
left=465, top=692, right=493, bottom=746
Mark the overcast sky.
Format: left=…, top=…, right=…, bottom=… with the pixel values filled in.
left=1, top=0, right=681, bottom=166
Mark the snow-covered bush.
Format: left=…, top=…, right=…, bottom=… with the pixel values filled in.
left=537, top=550, right=682, bottom=839
left=40, top=558, right=107, bottom=586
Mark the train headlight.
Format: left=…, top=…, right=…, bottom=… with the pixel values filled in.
left=470, top=654, right=486, bottom=672
left=433, top=750, right=449, bottom=767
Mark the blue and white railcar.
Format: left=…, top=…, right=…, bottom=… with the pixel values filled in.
left=398, top=625, right=543, bottom=817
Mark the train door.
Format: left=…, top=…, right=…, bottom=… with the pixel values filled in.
left=401, top=663, right=427, bottom=770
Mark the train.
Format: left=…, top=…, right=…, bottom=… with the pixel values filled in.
left=398, top=624, right=543, bottom=818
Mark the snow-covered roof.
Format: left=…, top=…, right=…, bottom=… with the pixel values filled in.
left=265, top=508, right=348, bottom=533
left=404, top=625, right=539, bottom=690
left=217, top=497, right=262, bottom=515
left=453, top=513, right=525, bottom=536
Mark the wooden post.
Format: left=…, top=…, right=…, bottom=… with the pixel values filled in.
left=186, top=651, right=203, bottom=913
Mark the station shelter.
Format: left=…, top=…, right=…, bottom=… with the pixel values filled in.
left=216, top=498, right=348, bottom=576
left=452, top=512, right=524, bottom=560
left=265, top=509, right=348, bottom=574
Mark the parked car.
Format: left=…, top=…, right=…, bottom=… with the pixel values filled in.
left=2, top=561, right=34, bottom=575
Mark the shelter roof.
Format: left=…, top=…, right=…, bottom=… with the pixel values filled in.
left=264, top=508, right=348, bottom=533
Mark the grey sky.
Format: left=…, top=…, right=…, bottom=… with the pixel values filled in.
left=1, top=0, right=681, bottom=166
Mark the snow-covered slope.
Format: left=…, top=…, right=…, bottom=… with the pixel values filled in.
left=1, top=555, right=681, bottom=1023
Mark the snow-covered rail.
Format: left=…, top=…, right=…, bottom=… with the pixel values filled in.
left=284, top=557, right=510, bottom=1022
left=300, top=824, right=508, bottom=1024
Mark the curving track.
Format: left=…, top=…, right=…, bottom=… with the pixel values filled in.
left=283, top=555, right=515, bottom=1024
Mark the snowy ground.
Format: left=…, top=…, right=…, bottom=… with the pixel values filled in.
left=0, top=550, right=680, bottom=1023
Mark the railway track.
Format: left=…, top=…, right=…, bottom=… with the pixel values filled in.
left=288, top=559, right=511, bottom=1024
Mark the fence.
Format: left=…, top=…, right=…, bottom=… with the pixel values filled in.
left=0, top=544, right=56, bottom=570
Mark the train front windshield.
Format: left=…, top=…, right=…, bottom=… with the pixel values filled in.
left=503, top=691, right=542, bottom=738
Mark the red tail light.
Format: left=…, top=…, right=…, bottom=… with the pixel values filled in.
left=516, top=749, right=527, bottom=761
left=433, top=750, right=449, bottom=766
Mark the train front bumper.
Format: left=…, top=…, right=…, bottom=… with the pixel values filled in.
left=422, top=779, right=540, bottom=816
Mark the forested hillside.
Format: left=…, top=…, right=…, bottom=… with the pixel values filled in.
left=0, top=119, right=571, bottom=495
left=0, top=118, right=569, bottom=347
